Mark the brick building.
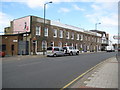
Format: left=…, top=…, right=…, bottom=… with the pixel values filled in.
left=3, top=15, right=102, bottom=55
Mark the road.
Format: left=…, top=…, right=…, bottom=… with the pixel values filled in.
left=2, top=52, right=117, bottom=88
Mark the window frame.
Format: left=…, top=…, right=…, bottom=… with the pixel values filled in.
left=36, top=26, right=41, bottom=36
left=44, top=27, right=48, bottom=37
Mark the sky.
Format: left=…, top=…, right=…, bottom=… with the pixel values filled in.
left=0, top=0, right=119, bottom=44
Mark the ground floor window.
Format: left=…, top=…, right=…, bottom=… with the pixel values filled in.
left=50, top=41, right=54, bottom=47
left=58, top=42, right=62, bottom=47
left=42, top=41, right=47, bottom=50
left=2, top=44, right=6, bottom=51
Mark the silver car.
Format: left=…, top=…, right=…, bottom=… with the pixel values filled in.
left=47, top=47, right=64, bottom=57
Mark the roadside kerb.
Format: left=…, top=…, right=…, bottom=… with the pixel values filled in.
left=60, top=57, right=114, bottom=90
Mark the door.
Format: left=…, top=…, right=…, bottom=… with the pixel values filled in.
left=11, top=44, right=14, bottom=56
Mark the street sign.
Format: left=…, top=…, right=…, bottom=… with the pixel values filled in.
left=113, top=35, right=120, bottom=39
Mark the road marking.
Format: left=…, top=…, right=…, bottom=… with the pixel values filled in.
left=60, top=57, right=114, bottom=90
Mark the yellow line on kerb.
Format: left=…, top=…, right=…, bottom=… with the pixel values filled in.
left=60, top=58, right=110, bottom=90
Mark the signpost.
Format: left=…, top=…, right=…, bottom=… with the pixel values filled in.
left=113, top=35, right=120, bottom=40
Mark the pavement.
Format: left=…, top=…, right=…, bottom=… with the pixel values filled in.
left=70, top=56, right=118, bottom=89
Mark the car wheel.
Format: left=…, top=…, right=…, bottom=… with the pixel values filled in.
left=76, top=51, right=79, bottom=55
left=70, top=52, right=73, bottom=56
left=53, top=54, right=57, bottom=57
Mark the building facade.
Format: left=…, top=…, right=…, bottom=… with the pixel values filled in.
left=3, top=15, right=102, bottom=55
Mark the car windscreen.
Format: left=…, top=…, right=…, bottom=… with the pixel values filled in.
left=63, top=47, right=67, bottom=49
left=69, top=47, right=73, bottom=49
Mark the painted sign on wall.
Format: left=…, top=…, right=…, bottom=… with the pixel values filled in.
left=13, top=16, right=30, bottom=34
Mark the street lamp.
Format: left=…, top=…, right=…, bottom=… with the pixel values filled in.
left=43, top=1, right=52, bottom=55
left=95, top=23, right=101, bottom=30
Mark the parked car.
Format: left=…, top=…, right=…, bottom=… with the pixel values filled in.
left=0, top=51, right=5, bottom=57
left=63, top=46, right=79, bottom=55
left=118, top=48, right=120, bottom=52
left=47, top=47, right=64, bottom=57
left=106, top=46, right=115, bottom=52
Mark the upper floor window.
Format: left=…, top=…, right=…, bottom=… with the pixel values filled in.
left=80, top=34, right=83, bottom=41
left=66, top=32, right=70, bottom=39
left=59, top=30, right=63, bottom=38
left=44, top=27, right=48, bottom=37
left=77, top=34, right=79, bottom=40
left=36, top=26, right=41, bottom=36
left=53, top=29, right=57, bottom=38
left=88, top=37, right=90, bottom=41
left=71, top=32, right=74, bottom=39
left=85, top=36, right=88, bottom=41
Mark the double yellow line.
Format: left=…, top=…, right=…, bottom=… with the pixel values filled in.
left=60, top=57, right=111, bottom=90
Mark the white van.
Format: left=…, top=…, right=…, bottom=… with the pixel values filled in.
left=63, top=46, right=79, bottom=55
left=47, top=47, right=64, bottom=57
left=106, top=46, right=115, bottom=52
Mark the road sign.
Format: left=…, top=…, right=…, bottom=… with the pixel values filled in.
left=113, top=35, right=120, bottom=39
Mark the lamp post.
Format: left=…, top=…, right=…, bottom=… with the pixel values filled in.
left=95, top=23, right=101, bottom=30
left=43, top=1, right=52, bottom=55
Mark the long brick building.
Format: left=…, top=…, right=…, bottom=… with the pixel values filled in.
left=1, top=15, right=103, bottom=55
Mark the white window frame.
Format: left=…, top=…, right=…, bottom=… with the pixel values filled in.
left=53, top=29, right=57, bottom=38
left=71, top=32, right=74, bottom=40
left=59, top=30, right=63, bottom=38
left=36, top=26, right=41, bottom=36
left=80, top=34, right=83, bottom=41
left=44, top=27, right=48, bottom=37
left=77, top=34, right=79, bottom=40
left=42, top=41, right=47, bottom=50
left=66, top=32, right=70, bottom=39
left=59, top=42, right=62, bottom=47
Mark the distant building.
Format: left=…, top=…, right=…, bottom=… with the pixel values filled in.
left=2, top=15, right=102, bottom=55
left=90, top=30, right=109, bottom=51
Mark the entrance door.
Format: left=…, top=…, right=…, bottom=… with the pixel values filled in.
left=11, top=44, right=14, bottom=56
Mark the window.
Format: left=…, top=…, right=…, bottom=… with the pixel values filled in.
left=77, top=34, right=79, bottom=40
left=11, top=45, right=14, bottom=51
left=71, top=32, right=74, bottom=39
left=53, top=29, right=57, bottom=37
left=85, top=36, right=87, bottom=41
left=58, top=42, right=62, bottom=47
left=50, top=42, right=54, bottom=47
left=42, top=41, right=47, bottom=50
left=2, top=44, right=6, bottom=51
left=59, top=30, right=63, bottom=38
left=44, top=27, right=48, bottom=37
left=97, top=38, right=100, bottom=43
left=80, top=34, right=83, bottom=41
left=88, top=37, right=90, bottom=41
left=66, top=32, right=69, bottom=39
left=36, top=26, right=41, bottom=36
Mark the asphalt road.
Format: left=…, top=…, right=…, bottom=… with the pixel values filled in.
left=2, top=52, right=117, bottom=88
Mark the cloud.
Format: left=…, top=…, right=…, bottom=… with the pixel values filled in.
left=0, top=12, right=13, bottom=34
left=72, top=4, right=85, bottom=11
left=86, top=2, right=118, bottom=26
left=58, top=7, right=70, bottom=13
left=2, top=0, right=119, bottom=9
